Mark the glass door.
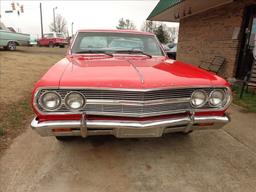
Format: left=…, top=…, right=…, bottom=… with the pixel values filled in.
left=236, top=6, right=256, bottom=79
left=249, top=16, right=256, bottom=51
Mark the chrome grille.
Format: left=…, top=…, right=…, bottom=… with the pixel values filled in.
left=36, top=87, right=220, bottom=117
left=86, top=103, right=191, bottom=114
left=54, top=88, right=205, bottom=100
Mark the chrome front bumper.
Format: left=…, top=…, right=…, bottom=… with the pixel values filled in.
left=31, top=114, right=230, bottom=138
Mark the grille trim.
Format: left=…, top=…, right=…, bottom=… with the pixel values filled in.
left=86, top=98, right=191, bottom=106
left=34, top=86, right=231, bottom=117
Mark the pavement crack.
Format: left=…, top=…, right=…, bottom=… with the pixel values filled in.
left=223, top=129, right=256, bottom=157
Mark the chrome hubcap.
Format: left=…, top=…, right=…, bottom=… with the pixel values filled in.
left=8, top=42, right=16, bottom=50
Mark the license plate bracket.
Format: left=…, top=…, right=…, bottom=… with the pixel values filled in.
left=116, top=127, right=164, bottom=138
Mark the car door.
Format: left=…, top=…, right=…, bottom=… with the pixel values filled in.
left=39, top=34, right=48, bottom=46
left=46, top=33, right=55, bottom=45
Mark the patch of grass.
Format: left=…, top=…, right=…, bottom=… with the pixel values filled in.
left=232, top=85, right=256, bottom=113
left=0, top=97, right=33, bottom=137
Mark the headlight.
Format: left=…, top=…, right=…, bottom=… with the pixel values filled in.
left=190, top=90, right=208, bottom=108
left=40, top=92, right=61, bottom=110
left=209, top=90, right=226, bottom=107
left=65, top=92, right=85, bottom=110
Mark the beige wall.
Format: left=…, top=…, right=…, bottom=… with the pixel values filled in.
left=177, top=0, right=256, bottom=78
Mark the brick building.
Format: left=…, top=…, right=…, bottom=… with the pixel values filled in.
left=148, top=0, right=256, bottom=79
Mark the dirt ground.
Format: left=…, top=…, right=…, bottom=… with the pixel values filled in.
left=0, top=47, right=256, bottom=192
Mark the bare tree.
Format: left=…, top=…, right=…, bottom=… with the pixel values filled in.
left=49, top=14, right=67, bottom=34
left=116, top=18, right=136, bottom=30
left=142, top=21, right=179, bottom=43
left=168, top=27, right=179, bottom=43
left=141, top=20, right=157, bottom=33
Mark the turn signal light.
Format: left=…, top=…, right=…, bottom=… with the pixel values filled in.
left=52, top=128, right=72, bottom=132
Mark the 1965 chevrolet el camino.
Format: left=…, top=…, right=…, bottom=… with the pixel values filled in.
left=31, top=29, right=232, bottom=141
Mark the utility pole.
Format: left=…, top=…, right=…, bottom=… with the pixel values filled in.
left=0, top=0, right=2, bottom=22
left=53, top=6, right=57, bottom=32
left=40, top=3, right=43, bottom=38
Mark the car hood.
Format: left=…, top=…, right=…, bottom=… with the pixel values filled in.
left=57, top=55, right=228, bottom=89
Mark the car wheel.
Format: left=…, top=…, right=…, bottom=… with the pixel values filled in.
left=49, top=42, right=54, bottom=48
left=59, top=45, right=65, bottom=48
left=55, top=136, right=73, bottom=142
left=7, top=41, right=16, bottom=51
left=181, top=130, right=193, bottom=135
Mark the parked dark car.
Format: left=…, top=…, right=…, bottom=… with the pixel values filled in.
left=163, top=43, right=177, bottom=60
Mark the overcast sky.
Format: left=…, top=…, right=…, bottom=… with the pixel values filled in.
left=0, top=0, right=179, bottom=37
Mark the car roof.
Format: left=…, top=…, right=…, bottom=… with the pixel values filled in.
left=77, top=29, right=155, bottom=36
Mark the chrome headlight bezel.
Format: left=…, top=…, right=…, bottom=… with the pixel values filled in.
left=38, top=91, right=62, bottom=111
left=209, top=89, right=227, bottom=107
left=190, top=90, right=208, bottom=108
left=64, top=91, right=86, bottom=111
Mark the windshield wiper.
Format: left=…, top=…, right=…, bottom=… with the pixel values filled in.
left=74, top=50, right=113, bottom=57
left=114, top=50, right=152, bottom=58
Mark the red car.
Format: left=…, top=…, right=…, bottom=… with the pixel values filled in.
left=37, top=32, right=67, bottom=48
left=31, top=29, right=232, bottom=141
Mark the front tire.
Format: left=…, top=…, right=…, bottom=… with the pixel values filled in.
left=6, top=41, right=16, bottom=51
left=181, top=130, right=193, bottom=135
left=49, top=42, right=54, bottom=48
left=55, top=136, right=73, bottom=142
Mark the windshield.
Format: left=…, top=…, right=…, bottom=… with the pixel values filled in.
left=0, top=22, right=10, bottom=31
left=71, top=32, right=164, bottom=56
left=44, top=33, right=54, bottom=38
left=56, top=33, right=65, bottom=38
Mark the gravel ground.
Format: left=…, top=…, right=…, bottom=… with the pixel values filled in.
left=0, top=47, right=256, bottom=192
